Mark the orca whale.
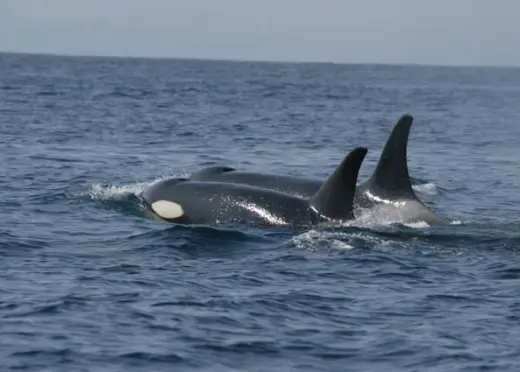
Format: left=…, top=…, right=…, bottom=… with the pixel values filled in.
left=190, top=115, right=449, bottom=226
left=140, top=147, right=367, bottom=227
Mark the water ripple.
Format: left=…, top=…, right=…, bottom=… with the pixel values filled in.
left=2, top=53, right=520, bottom=371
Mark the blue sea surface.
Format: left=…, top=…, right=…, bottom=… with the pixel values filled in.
left=1, top=52, right=520, bottom=371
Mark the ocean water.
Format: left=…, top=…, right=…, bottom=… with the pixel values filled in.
left=1, top=52, right=520, bottom=371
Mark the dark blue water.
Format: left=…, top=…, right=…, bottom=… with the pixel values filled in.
left=2, top=52, right=520, bottom=371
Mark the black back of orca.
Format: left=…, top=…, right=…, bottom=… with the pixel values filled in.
left=189, top=115, right=448, bottom=226
left=190, top=167, right=323, bottom=198
left=141, top=147, right=367, bottom=226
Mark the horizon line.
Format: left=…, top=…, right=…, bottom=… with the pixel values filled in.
left=1, top=49, right=519, bottom=70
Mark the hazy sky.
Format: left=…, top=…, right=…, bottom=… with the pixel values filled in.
left=1, top=0, right=519, bottom=66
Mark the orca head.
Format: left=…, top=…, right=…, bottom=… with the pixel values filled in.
left=140, top=177, right=190, bottom=222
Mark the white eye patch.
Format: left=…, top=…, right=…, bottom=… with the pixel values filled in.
left=151, top=200, right=184, bottom=219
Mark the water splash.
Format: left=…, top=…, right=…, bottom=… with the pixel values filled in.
left=341, top=206, right=433, bottom=230
left=412, top=182, right=438, bottom=196
left=290, top=228, right=411, bottom=252
left=86, top=173, right=189, bottom=201
left=292, top=229, right=354, bottom=251
left=403, top=221, right=431, bottom=229
left=87, top=182, right=150, bottom=200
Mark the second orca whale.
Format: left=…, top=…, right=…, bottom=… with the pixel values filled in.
left=140, top=147, right=367, bottom=227
left=190, top=115, right=449, bottom=226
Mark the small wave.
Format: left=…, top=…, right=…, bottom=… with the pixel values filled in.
left=489, top=267, right=520, bottom=280
left=354, top=221, right=520, bottom=253
left=291, top=228, right=410, bottom=252
left=4, top=295, right=88, bottom=318
left=126, top=223, right=267, bottom=244
left=0, top=230, right=49, bottom=253
left=9, top=348, right=76, bottom=358
left=349, top=204, right=462, bottom=230
left=291, top=229, right=354, bottom=251
left=116, top=351, right=185, bottom=364
left=124, top=224, right=274, bottom=259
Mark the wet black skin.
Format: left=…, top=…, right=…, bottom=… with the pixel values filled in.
left=140, top=147, right=368, bottom=227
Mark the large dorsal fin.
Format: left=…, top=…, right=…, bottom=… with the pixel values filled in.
left=367, top=114, right=415, bottom=198
left=190, top=165, right=236, bottom=180
left=310, top=147, right=367, bottom=220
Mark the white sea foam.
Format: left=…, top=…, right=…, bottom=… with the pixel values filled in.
left=412, top=182, right=438, bottom=196
left=292, top=229, right=354, bottom=251
left=403, top=221, right=431, bottom=229
left=291, top=229, right=405, bottom=251
left=343, top=206, right=432, bottom=230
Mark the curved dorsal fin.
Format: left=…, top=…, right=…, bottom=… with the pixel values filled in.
left=310, top=147, right=367, bottom=220
left=367, top=114, right=415, bottom=198
left=190, top=165, right=236, bottom=180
